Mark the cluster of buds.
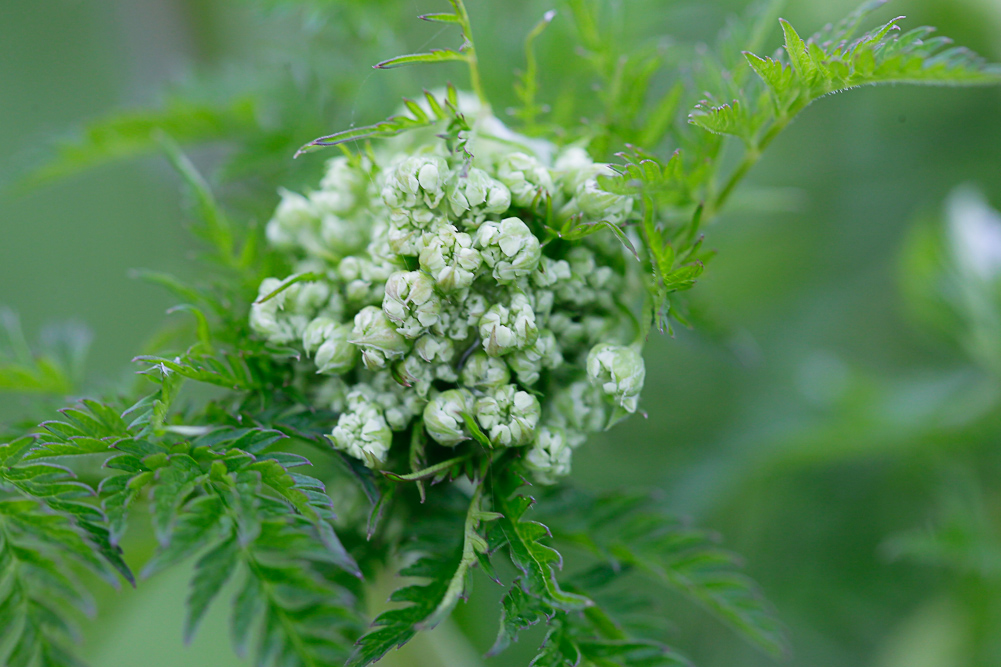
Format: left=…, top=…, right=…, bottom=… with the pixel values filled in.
left=250, top=107, right=646, bottom=484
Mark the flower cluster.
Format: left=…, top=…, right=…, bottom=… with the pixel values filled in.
left=250, top=108, right=646, bottom=485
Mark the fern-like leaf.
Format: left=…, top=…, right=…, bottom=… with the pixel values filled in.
left=346, top=485, right=496, bottom=667
left=543, top=490, right=789, bottom=658
left=296, top=86, right=467, bottom=156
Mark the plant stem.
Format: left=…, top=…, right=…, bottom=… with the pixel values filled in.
left=451, top=0, right=489, bottom=110
left=707, top=114, right=791, bottom=220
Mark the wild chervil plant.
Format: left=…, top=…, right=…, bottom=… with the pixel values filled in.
left=2, top=1, right=1000, bottom=665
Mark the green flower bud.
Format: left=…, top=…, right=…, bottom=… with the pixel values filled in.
left=524, top=426, right=572, bottom=485
left=474, top=384, right=541, bottom=447
left=547, top=312, right=587, bottom=349
left=507, top=330, right=562, bottom=386
left=314, top=323, right=358, bottom=375
left=475, top=217, right=542, bottom=283
left=460, top=351, right=511, bottom=389
left=350, top=306, right=409, bottom=370
left=329, top=400, right=392, bottom=468
left=424, top=389, right=474, bottom=446
left=478, top=294, right=538, bottom=356
left=586, top=343, right=645, bottom=414
left=531, top=257, right=572, bottom=289
left=383, top=270, right=441, bottom=338
left=418, top=224, right=482, bottom=292
left=496, top=152, right=555, bottom=207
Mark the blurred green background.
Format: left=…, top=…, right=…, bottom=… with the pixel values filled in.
left=3, top=0, right=1001, bottom=665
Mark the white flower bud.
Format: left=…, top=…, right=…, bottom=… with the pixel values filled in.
left=524, top=426, right=572, bottom=485
left=265, top=188, right=319, bottom=252
left=317, top=156, right=366, bottom=213
left=315, top=209, right=368, bottom=257
left=418, top=224, right=482, bottom=291
left=329, top=401, right=392, bottom=468
left=382, top=156, right=448, bottom=210
left=368, top=372, right=428, bottom=430
left=551, top=380, right=608, bottom=447
left=447, top=168, right=512, bottom=220
left=424, top=389, right=474, bottom=446
left=475, top=217, right=542, bottom=283
left=383, top=270, right=441, bottom=338
left=555, top=247, right=621, bottom=309
left=314, top=323, right=358, bottom=375
left=395, top=353, right=435, bottom=398
left=339, top=255, right=395, bottom=307
left=414, top=334, right=455, bottom=364
left=562, top=174, right=633, bottom=226
left=302, top=316, right=337, bottom=355
left=313, top=376, right=349, bottom=413
left=460, top=351, right=511, bottom=388
left=249, top=278, right=309, bottom=344
left=351, top=306, right=409, bottom=370
left=474, top=384, right=541, bottom=447
left=496, top=152, right=555, bottom=207
left=507, top=330, right=562, bottom=386
left=478, top=294, right=539, bottom=357
left=586, top=343, right=645, bottom=414
left=287, top=280, right=332, bottom=316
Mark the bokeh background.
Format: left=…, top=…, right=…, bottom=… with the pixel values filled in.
left=3, top=0, right=1001, bottom=665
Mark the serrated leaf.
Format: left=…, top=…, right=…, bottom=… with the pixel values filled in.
left=184, top=534, right=240, bottom=644
left=544, top=491, right=789, bottom=658
left=497, top=479, right=592, bottom=613
left=346, top=487, right=490, bottom=667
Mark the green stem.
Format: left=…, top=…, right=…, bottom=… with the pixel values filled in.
left=707, top=109, right=796, bottom=220
left=451, top=0, right=489, bottom=110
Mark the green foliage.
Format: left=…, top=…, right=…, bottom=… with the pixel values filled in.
left=346, top=485, right=496, bottom=666
left=6, top=0, right=1001, bottom=665
left=690, top=1, right=1001, bottom=147
left=543, top=489, right=789, bottom=658
left=21, top=97, right=258, bottom=189
left=0, top=309, right=90, bottom=396
left=0, top=436, right=125, bottom=667
left=295, top=86, right=469, bottom=157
